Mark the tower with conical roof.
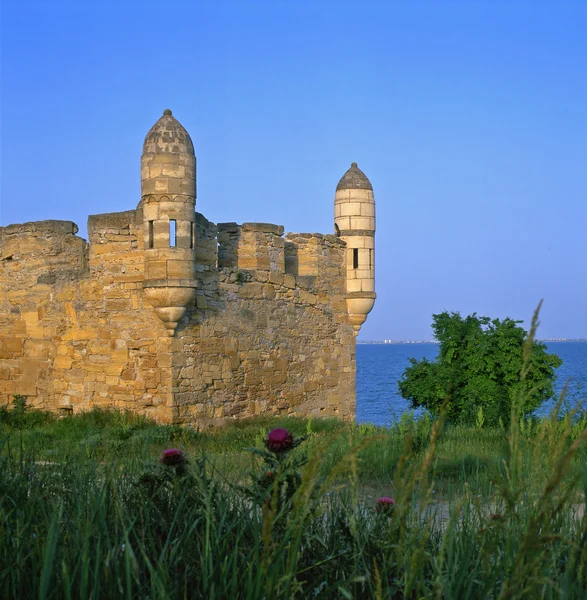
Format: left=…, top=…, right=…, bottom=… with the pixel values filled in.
left=140, top=109, right=197, bottom=336
left=334, top=162, right=376, bottom=334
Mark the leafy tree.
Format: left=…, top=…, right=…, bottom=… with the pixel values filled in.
left=398, top=311, right=562, bottom=426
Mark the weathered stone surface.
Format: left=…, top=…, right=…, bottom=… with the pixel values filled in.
left=0, top=118, right=378, bottom=425
left=334, top=162, right=376, bottom=334
left=88, top=211, right=137, bottom=236
left=0, top=208, right=357, bottom=425
left=241, top=222, right=284, bottom=235
left=335, top=163, right=373, bottom=191
left=0, top=212, right=173, bottom=421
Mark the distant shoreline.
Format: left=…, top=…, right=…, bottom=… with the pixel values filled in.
left=357, top=341, right=438, bottom=345
left=357, top=339, right=587, bottom=345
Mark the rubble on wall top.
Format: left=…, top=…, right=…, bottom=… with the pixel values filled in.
left=217, top=222, right=239, bottom=233
left=0, top=220, right=79, bottom=237
left=241, top=222, right=284, bottom=235
left=285, top=232, right=345, bottom=246
left=87, top=210, right=136, bottom=235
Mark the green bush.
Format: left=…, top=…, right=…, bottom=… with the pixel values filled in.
left=398, top=306, right=562, bottom=426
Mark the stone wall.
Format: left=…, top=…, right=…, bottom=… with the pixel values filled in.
left=0, top=212, right=357, bottom=424
left=0, top=220, right=88, bottom=406
left=0, top=215, right=174, bottom=421
left=173, top=224, right=355, bottom=425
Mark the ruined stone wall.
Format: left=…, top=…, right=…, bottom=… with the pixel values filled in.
left=172, top=223, right=356, bottom=425
left=0, top=221, right=88, bottom=405
left=0, top=215, right=174, bottom=421
left=1, top=213, right=357, bottom=424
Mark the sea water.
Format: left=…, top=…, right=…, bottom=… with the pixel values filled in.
left=356, top=341, right=587, bottom=426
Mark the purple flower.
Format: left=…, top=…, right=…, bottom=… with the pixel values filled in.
left=376, top=496, right=395, bottom=513
left=265, top=428, right=295, bottom=453
left=159, top=448, right=186, bottom=467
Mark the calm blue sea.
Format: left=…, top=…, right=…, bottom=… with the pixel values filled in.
left=356, top=342, right=587, bottom=426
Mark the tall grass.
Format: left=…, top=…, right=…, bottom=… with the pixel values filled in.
left=1, top=397, right=586, bottom=598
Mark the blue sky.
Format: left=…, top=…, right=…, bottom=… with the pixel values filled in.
left=2, top=0, right=586, bottom=340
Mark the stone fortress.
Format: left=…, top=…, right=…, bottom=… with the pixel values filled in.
left=0, top=110, right=376, bottom=424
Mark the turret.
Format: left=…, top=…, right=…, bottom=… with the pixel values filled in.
left=140, top=109, right=197, bottom=336
left=334, top=162, right=376, bottom=334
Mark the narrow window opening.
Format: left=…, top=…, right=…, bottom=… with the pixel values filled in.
left=368, top=249, right=372, bottom=269
left=190, top=222, right=194, bottom=249
left=334, top=223, right=341, bottom=238
left=148, top=221, right=154, bottom=249
left=170, top=220, right=177, bottom=247
left=353, top=248, right=359, bottom=269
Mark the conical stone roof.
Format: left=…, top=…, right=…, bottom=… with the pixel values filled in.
left=336, top=162, right=372, bottom=191
left=142, top=109, right=194, bottom=155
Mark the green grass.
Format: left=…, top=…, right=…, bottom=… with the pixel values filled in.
left=1, top=405, right=585, bottom=495
left=1, top=401, right=586, bottom=598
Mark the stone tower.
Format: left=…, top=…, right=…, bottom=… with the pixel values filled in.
left=334, top=162, right=376, bottom=334
left=140, top=109, right=197, bottom=336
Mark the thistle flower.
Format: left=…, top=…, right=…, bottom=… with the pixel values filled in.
left=376, top=496, right=395, bottom=513
left=159, top=448, right=186, bottom=467
left=265, top=428, right=295, bottom=453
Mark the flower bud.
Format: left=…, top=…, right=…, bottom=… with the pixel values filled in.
left=159, top=448, right=186, bottom=467
left=376, top=496, right=395, bottom=513
left=265, top=428, right=295, bottom=453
